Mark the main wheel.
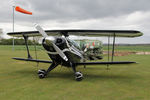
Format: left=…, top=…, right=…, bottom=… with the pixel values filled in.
left=38, top=69, right=46, bottom=79
left=75, top=72, right=83, bottom=81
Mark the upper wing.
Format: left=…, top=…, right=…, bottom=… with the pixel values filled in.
left=7, top=29, right=143, bottom=37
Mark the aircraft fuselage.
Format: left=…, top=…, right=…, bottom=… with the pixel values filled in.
left=42, top=36, right=83, bottom=67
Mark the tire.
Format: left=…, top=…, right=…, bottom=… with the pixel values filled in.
left=75, top=72, right=83, bottom=81
left=38, top=69, right=46, bottom=79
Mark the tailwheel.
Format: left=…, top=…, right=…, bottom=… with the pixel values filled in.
left=75, top=72, right=83, bottom=81
left=38, top=69, right=47, bottom=79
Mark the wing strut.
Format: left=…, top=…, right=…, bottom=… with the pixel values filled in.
left=23, top=35, right=32, bottom=59
left=111, top=33, right=116, bottom=62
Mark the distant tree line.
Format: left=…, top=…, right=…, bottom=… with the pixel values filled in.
left=103, top=43, right=150, bottom=46
left=0, top=38, right=39, bottom=45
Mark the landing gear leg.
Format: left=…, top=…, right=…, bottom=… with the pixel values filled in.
left=83, top=59, right=86, bottom=68
left=70, top=62, right=83, bottom=81
left=38, top=62, right=58, bottom=79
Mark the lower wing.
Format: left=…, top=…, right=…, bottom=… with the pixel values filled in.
left=13, top=57, right=136, bottom=65
left=13, top=57, right=52, bottom=63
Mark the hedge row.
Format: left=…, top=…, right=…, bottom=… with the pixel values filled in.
left=0, top=38, right=39, bottom=45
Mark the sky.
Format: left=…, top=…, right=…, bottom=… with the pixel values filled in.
left=0, top=0, right=150, bottom=44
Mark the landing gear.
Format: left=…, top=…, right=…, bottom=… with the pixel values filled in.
left=70, top=62, right=83, bottom=81
left=75, top=72, right=83, bottom=81
left=37, top=62, right=83, bottom=81
left=38, top=62, right=58, bottom=79
left=38, top=69, right=46, bottom=79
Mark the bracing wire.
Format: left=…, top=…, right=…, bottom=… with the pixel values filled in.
left=33, top=36, right=39, bottom=68
left=107, top=35, right=110, bottom=70
left=33, top=37, right=37, bottom=60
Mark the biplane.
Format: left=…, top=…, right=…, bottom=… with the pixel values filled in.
left=7, top=24, right=143, bottom=81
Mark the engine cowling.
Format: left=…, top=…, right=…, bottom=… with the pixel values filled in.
left=42, top=37, right=67, bottom=52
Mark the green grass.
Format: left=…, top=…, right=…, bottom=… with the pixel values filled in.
left=103, top=45, right=150, bottom=52
left=0, top=45, right=150, bottom=100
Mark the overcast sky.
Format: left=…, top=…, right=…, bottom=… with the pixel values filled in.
left=0, top=0, right=150, bottom=43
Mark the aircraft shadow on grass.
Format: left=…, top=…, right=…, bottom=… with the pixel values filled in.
left=14, top=69, right=137, bottom=81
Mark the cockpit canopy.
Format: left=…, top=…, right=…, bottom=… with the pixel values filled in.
left=67, top=38, right=80, bottom=49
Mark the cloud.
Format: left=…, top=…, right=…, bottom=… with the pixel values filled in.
left=24, top=0, right=150, bottom=22
left=0, top=0, right=150, bottom=43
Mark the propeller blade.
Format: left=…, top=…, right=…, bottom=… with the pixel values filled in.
left=34, top=23, right=68, bottom=61
left=52, top=43, right=68, bottom=61
left=34, top=23, right=48, bottom=38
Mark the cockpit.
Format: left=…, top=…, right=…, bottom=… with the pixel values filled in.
left=67, top=38, right=80, bottom=50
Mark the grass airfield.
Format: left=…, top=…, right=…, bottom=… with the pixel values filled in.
left=0, top=45, right=150, bottom=100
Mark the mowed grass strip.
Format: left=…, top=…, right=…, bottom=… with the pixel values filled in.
left=0, top=45, right=150, bottom=100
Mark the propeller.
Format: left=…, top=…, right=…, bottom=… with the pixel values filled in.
left=34, top=24, right=48, bottom=38
left=34, top=24, right=68, bottom=61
